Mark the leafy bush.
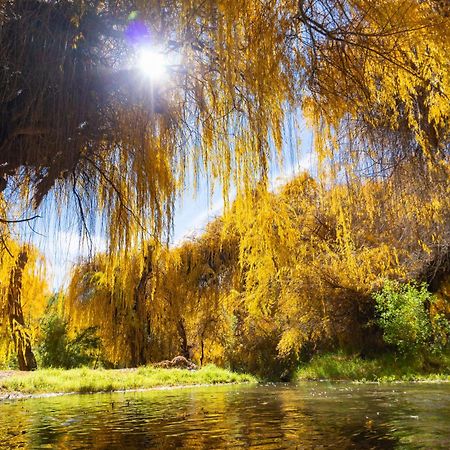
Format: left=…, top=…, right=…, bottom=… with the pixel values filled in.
left=431, top=313, right=450, bottom=351
left=37, top=314, right=101, bottom=369
left=373, top=281, right=449, bottom=355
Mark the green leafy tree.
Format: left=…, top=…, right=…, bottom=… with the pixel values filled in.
left=38, top=314, right=101, bottom=368
left=374, top=281, right=449, bottom=355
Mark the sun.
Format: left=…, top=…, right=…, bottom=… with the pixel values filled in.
left=137, top=47, right=167, bottom=81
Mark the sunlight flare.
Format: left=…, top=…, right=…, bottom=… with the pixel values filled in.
left=137, top=47, right=168, bottom=81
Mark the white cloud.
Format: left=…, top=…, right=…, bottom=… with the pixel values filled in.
left=172, top=196, right=224, bottom=246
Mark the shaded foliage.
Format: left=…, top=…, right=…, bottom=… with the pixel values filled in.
left=38, top=314, right=101, bottom=369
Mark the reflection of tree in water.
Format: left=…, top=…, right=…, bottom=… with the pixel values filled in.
left=256, top=386, right=393, bottom=448
left=209, top=385, right=362, bottom=448
left=71, top=394, right=193, bottom=449
left=0, top=388, right=398, bottom=449
left=0, top=403, right=66, bottom=449
left=348, top=427, right=398, bottom=449
left=0, top=424, right=28, bottom=449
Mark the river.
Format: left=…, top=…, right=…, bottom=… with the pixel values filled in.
left=1, top=382, right=449, bottom=448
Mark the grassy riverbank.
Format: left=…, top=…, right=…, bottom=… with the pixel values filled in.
left=0, top=365, right=256, bottom=397
left=294, top=352, right=450, bottom=382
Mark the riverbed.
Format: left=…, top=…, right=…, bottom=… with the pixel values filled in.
left=1, top=382, right=449, bottom=448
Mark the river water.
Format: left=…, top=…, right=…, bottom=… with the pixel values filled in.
left=0, top=382, right=449, bottom=449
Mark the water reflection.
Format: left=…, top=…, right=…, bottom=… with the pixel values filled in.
left=1, top=382, right=449, bottom=449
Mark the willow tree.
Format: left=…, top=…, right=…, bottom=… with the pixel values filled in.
left=1, top=0, right=447, bottom=248
left=0, top=0, right=299, bottom=249
left=65, top=223, right=239, bottom=366
left=65, top=251, right=147, bottom=366
left=0, top=239, right=48, bottom=369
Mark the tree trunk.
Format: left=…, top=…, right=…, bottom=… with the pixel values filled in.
left=7, top=249, right=37, bottom=371
left=129, top=244, right=154, bottom=367
left=177, top=319, right=190, bottom=359
left=200, top=338, right=204, bottom=367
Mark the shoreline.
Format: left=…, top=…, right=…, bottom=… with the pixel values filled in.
left=0, top=365, right=257, bottom=402
left=296, top=378, right=450, bottom=384
left=2, top=376, right=450, bottom=403
left=0, top=380, right=254, bottom=402
left=294, top=352, right=450, bottom=383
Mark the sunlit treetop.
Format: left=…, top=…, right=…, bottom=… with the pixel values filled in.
left=0, top=0, right=448, bottom=251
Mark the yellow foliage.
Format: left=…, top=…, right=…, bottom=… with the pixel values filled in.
left=65, top=159, right=450, bottom=372
left=2, top=0, right=447, bottom=258
left=0, top=239, right=48, bottom=367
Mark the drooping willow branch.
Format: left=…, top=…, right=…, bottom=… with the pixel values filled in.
left=0, top=215, right=40, bottom=224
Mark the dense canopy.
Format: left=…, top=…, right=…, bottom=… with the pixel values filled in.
left=1, top=0, right=448, bottom=246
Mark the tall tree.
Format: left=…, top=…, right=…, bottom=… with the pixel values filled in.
left=7, top=250, right=37, bottom=370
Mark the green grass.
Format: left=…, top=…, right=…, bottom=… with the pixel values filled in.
left=0, top=365, right=257, bottom=395
left=294, top=352, right=450, bottom=382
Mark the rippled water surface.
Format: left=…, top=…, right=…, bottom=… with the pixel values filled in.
left=1, top=382, right=449, bottom=449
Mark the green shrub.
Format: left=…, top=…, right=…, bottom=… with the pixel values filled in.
left=431, top=312, right=450, bottom=351
left=37, top=314, right=101, bottom=368
left=373, top=281, right=449, bottom=355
